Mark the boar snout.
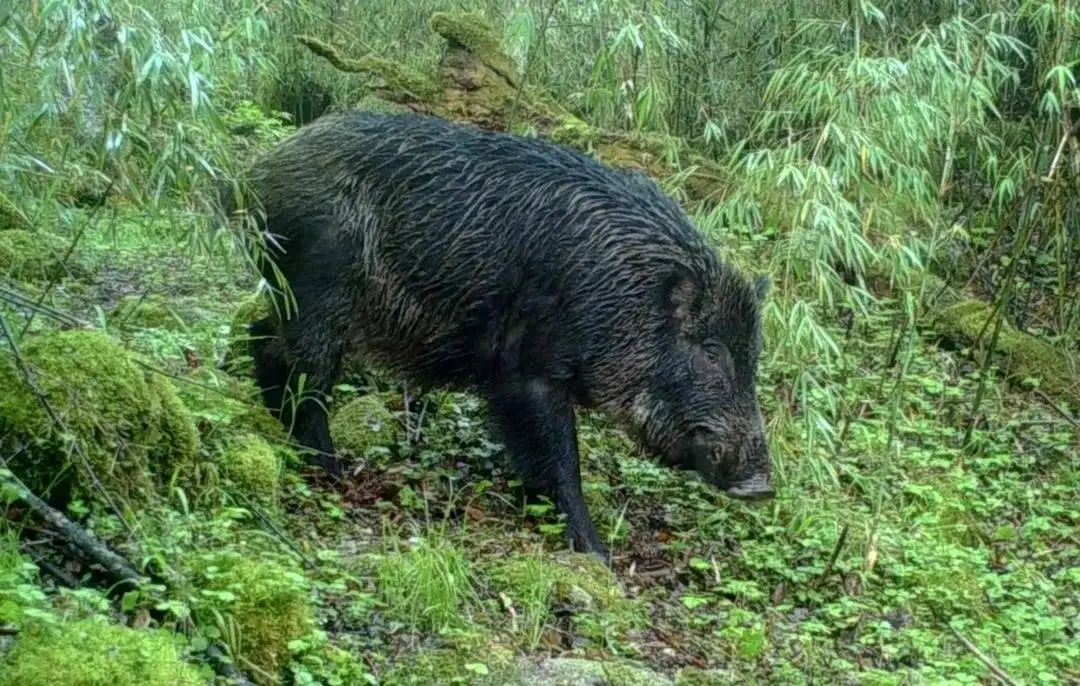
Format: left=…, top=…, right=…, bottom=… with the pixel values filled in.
left=724, top=472, right=774, bottom=501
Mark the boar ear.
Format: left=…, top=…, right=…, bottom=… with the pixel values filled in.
left=662, top=268, right=701, bottom=330
left=753, top=275, right=771, bottom=304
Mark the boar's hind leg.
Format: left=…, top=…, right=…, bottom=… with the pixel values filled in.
left=489, top=380, right=607, bottom=559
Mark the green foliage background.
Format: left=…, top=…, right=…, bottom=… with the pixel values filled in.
left=0, top=1, right=1077, bottom=684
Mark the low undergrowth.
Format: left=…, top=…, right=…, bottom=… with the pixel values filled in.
left=2, top=202, right=1076, bottom=684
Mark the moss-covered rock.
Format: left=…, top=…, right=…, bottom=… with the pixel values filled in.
left=489, top=550, right=634, bottom=618
left=0, top=617, right=204, bottom=686
left=486, top=546, right=643, bottom=648
left=0, top=329, right=200, bottom=503
left=145, top=372, right=201, bottom=475
left=329, top=393, right=402, bottom=458
left=487, top=549, right=646, bottom=648
left=220, top=433, right=281, bottom=505
left=0, top=229, right=81, bottom=282
left=109, top=294, right=185, bottom=330
left=190, top=550, right=313, bottom=684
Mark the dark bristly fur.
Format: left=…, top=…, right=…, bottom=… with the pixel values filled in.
left=231, top=110, right=773, bottom=558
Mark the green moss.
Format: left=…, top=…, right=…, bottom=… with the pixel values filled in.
left=936, top=299, right=1080, bottom=404
left=190, top=550, right=313, bottom=683
left=173, top=367, right=290, bottom=446
left=549, top=118, right=603, bottom=150
left=0, top=617, right=204, bottom=686
left=109, top=294, right=184, bottom=330
left=431, top=12, right=519, bottom=85
left=146, top=372, right=201, bottom=476
left=329, top=393, right=402, bottom=458
left=296, top=34, right=441, bottom=103
left=0, top=329, right=200, bottom=503
left=220, top=433, right=281, bottom=505
left=354, top=93, right=413, bottom=114
left=0, top=229, right=81, bottom=282
left=488, top=550, right=646, bottom=648
left=356, top=55, right=443, bottom=103
left=490, top=550, right=632, bottom=616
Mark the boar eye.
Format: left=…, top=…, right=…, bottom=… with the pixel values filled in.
left=701, top=341, right=734, bottom=375
left=689, top=341, right=734, bottom=378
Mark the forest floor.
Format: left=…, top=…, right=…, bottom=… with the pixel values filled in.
left=1, top=197, right=1078, bottom=686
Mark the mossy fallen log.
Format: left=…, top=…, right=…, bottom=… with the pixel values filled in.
left=921, top=275, right=1080, bottom=407
left=297, top=12, right=727, bottom=205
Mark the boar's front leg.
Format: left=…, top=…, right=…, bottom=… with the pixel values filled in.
left=251, top=266, right=350, bottom=476
left=488, top=379, right=607, bottom=559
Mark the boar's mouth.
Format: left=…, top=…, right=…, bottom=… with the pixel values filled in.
left=724, top=473, right=775, bottom=501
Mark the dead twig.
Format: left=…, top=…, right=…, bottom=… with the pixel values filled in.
left=947, top=623, right=1021, bottom=686
left=0, top=466, right=145, bottom=587
left=811, top=524, right=849, bottom=589
left=0, top=282, right=88, bottom=328
left=1033, top=389, right=1080, bottom=429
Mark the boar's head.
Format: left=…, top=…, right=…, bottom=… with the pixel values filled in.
left=634, top=266, right=774, bottom=501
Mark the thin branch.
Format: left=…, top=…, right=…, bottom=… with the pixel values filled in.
left=18, top=178, right=115, bottom=340
left=1042, top=126, right=1072, bottom=183
left=1033, top=389, right=1080, bottom=429
left=811, top=523, right=849, bottom=588
left=0, top=282, right=88, bottom=328
left=947, top=623, right=1021, bottom=686
left=0, top=467, right=145, bottom=586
